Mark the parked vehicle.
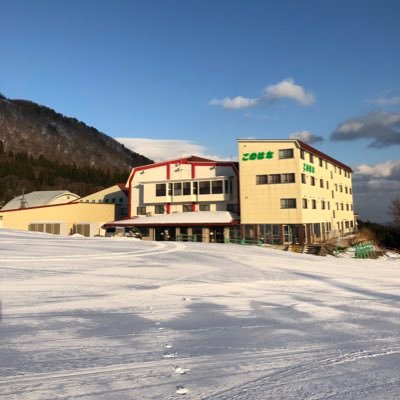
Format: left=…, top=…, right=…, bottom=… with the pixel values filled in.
left=105, top=226, right=142, bottom=239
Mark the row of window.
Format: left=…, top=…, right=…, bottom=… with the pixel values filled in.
left=301, top=174, right=352, bottom=194
left=281, top=198, right=353, bottom=211
left=256, top=173, right=295, bottom=185
left=279, top=147, right=351, bottom=178
left=80, top=197, right=124, bottom=204
left=156, top=180, right=232, bottom=197
left=138, top=204, right=212, bottom=215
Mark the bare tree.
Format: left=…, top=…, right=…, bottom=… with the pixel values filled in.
left=389, top=197, right=400, bottom=226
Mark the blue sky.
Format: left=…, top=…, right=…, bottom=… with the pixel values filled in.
left=1, top=0, right=399, bottom=222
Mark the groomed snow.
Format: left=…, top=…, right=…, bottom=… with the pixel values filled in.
left=1, top=229, right=400, bottom=399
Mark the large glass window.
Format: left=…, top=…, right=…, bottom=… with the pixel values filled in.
left=256, top=175, right=268, bottom=185
left=280, top=198, right=297, bottom=209
left=269, top=174, right=281, bottom=184
left=183, top=204, right=192, bottom=212
left=174, top=182, right=182, bottom=196
left=155, top=204, right=165, bottom=214
left=137, top=206, right=146, bottom=215
left=156, top=184, right=166, bottom=197
left=279, top=149, right=294, bottom=159
left=199, top=181, right=211, bottom=194
left=183, top=182, right=191, bottom=195
left=212, top=180, right=223, bottom=194
left=281, top=173, right=295, bottom=183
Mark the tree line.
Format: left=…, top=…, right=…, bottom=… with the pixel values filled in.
left=0, top=142, right=129, bottom=207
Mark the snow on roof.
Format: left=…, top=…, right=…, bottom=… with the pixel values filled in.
left=106, top=211, right=239, bottom=226
left=1, top=190, right=80, bottom=211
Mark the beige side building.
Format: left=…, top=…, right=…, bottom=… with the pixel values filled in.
left=0, top=202, right=117, bottom=236
left=238, top=139, right=355, bottom=244
left=75, top=184, right=129, bottom=219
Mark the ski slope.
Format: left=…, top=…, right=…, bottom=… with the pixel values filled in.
left=1, top=229, right=400, bottom=399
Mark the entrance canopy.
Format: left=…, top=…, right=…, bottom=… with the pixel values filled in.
left=104, top=211, right=239, bottom=227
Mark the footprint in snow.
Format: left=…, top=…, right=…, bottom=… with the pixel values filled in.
left=176, top=385, right=189, bottom=395
left=163, top=352, right=177, bottom=359
left=164, top=344, right=173, bottom=349
left=174, top=366, right=190, bottom=375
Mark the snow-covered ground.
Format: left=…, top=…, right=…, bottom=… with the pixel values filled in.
left=1, top=229, right=400, bottom=400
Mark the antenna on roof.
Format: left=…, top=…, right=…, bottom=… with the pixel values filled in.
left=20, top=189, right=28, bottom=209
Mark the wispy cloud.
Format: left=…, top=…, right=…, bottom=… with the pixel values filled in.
left=210, top=78, right=314, bottom=109
left=289, top=130, right=324, bottom=144
left=366, top=96, right=400, bottom=106
left=330, top=111, right=400, bottom=147
left=115, top=138, right=233, bottom=162
left=209, top=96, right=258, bottom=110
left=265, top=78, right=315, bottom=106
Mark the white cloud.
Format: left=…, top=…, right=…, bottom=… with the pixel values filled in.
left=289, top=130, right=324, bottom=144
left=367, top=96, right=400, bottom=106
left=209, top=96, right=258, bottom=110
left=115, top=138, right=233, bottom=162
left=264, top=78, right=315, bottom=106
left=355, top=160, right=400, bottom=178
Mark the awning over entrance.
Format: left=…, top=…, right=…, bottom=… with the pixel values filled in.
left=104, top=211, right=239, bottom=227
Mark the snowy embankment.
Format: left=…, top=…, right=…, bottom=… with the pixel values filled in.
left=0, top=229, right=400, bottom=400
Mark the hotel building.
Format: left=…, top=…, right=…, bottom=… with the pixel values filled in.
left=238, top=139, right=355, bottom=244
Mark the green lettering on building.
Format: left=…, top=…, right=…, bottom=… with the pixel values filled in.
left=242, top=151, right=274, bottom=161
left=303, top=163, right=315, bottom=173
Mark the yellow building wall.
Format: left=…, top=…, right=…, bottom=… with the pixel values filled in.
left=0, top=203, right=116, bottom=235
left=238, top=140, right=355, bottom=233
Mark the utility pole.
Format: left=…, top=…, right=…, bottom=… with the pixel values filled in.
left=20, top=189, right=28, bottom=208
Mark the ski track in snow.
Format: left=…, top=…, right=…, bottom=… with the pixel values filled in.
left=0, top=229, right=400, bottom=399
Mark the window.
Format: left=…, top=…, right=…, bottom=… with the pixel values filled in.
left=336, top=202, right=339, bottom=210
left=339, top=168, right=342, bottom=175
left=256, top=175, right=268, bottom=185
left=346, top=204, right=349, bottom=211
left=281, top=173, right=295, bottom=183
left=199, top=204, right=210, bottom=211
left=212, top=180, right=223, bottom=194
left=193, top=181, right=198, bottom=195
left=345, top=221, right=349, bottom=228
left=327, top=201, right=330, bottom=210
left=333, top=210, right=336, bottom=218
left=199, top=181, right=210, bottom=194
left=326, top=181, right=329, bottom=189
left=155, top=204, right=165, bottom=214
left=183, top=182, right=191, bottom=195
left=339, top=185, right=343, bottom=192
left=301, top=173, right=306, bottom=184
left=168, top=183, right=172, bottom=196
left=156, top=183, right=166, bottom=196
left=312, top=199, right=317, bottom=209
left=119, top=198, right=123, bottom=203
left=341, top=203, right=344, bottom=210
left=269, top=174, right=281, bottom=184
left=345, top=186, right=348, bottom=194
left=311, top=176, right=315, bottom=186
left=111, top=198, right=116, bottom=203
left=183, top=204, right=192, bottom=212
left=300, top=149, right=305, bottom=159
left=350, top=188, right=352, bottom=195
left=302, top=198, right=308, bottom=209
left=174, top=182, right=182, bottom=196
left=309, top=154, right=314, bottom=163
left=280, top=198, right=297, bottom=209
left=325, top=161, right=328, bottom=169
left=279, top=149, right=294, bottom=159
left=320, top=179, right=324, bottom=188
left=137, top=206, right=146, bottom=215
left=321, top=200, right=326, bottom=210
left=319, top=158, right=323, bottom=167
left=330, top=171, right=333, bottom=179
left=334, top=183, right=338, bottom=191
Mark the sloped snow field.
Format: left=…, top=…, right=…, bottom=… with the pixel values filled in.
left=1, top=229, right=400, bottom=400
